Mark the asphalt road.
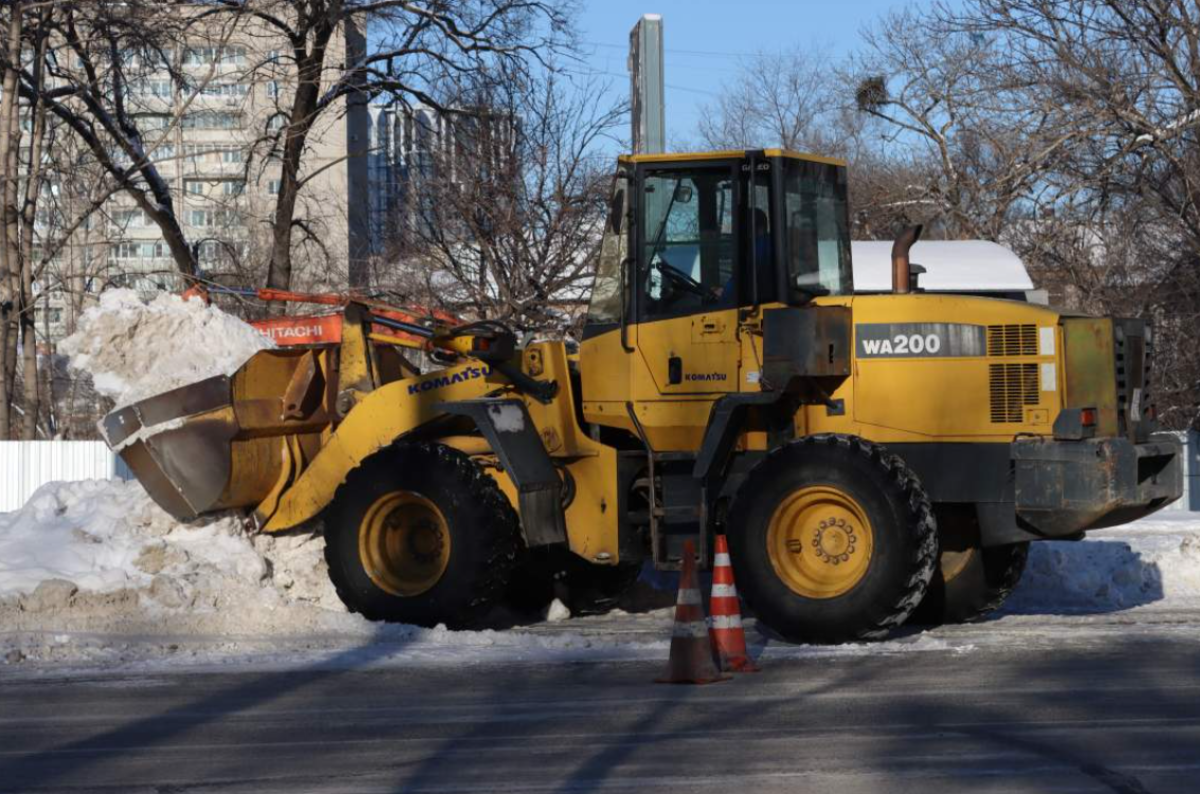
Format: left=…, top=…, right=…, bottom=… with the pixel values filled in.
left=1, top=635, right=1199, bottom=794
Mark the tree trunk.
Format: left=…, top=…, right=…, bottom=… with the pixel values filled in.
left=0, top=2, right=22, bottom=440
left=266, top=17, right=336, bottom=291
left=18, top=17, right=48, bottom=440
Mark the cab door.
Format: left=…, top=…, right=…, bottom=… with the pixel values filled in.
left=632, top=160, right=743, bottom=397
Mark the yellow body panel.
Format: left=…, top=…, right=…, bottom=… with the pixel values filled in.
left=835, top=295, right=1063, bottom=443
left=634, top=309, right=741, bottom=396
left=260, top=362, right=505, bottom=531
left=585, top=293, right=1068, bottom=455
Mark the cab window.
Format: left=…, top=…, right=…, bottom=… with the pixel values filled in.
left=638, top=166, right=734, bottom=319
left=783, top=159, right=852, bottom=298
left=585, top=174, right=629, bottom=326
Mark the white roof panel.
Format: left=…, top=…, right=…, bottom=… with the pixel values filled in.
left=851, top=240, right=1034, bottom=292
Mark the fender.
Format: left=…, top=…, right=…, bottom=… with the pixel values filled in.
left=258, top=362, right=503, bottom=531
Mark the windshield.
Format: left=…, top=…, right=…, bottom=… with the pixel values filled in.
left=783, top=159, right=852, bottom=297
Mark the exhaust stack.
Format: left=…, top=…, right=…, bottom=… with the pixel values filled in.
left=891, top=224, right=923, bottom=294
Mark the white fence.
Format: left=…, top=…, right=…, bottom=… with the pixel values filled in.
left=1175, top=429, right=1200, bottom=512
left=0, top=441, right=131, bottom=513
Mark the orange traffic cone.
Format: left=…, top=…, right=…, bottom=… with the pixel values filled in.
left=657, top=539, right=731, bottom=685
left=709, top=535, right=759, bottom=672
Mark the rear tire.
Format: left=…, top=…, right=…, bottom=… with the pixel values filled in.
left=324, top=442, right=520, bottom=628
left=727, top=435, right=938, bottom=643
left=911, top=508, right=1028, bottom=625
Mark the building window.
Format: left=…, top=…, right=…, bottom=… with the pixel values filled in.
left=266, top=80, right=281, bottom=100
left=267, top=113, right=287, bottom=132
left=186, top=181, right=205, bottom=196
left=268, top=179, right=281, bottom=196
left=223, top=181, right=245, bottom=197
left=189, top=209, right=241, bottom=228
left=185, top=46, right=243, bottom=66
left=222, top=148, right=243, bottom=164
left=110, top=208, right=148, bottom=228
left=199, top=82, right=248, bottom=98
left=132, top=79, right=172, bottom=98
left=109, top=241, right=166, bottom=260
left=182, top=111, right=240, bottom=130
left=135, top=114, right=171, bottom=131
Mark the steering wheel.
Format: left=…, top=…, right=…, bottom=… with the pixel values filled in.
left=653, top=258, right=708, bottom=298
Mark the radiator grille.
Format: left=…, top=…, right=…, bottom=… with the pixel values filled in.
left=987, top=324, right=1038, bottom=357
left=989, top=363, right=1039, bottom=423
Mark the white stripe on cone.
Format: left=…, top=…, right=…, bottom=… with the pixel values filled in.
left=676, top=588, right=702, bottom=606
left=709, top=614, right=743, bottom=630
left=672, top=621, right=710, bottom=638
left=711, top=583, right=738, bottom=598
left=714, top=553, right=731, bottom=566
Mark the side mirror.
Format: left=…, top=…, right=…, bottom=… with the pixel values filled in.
left=673, top=184, right=693, bottom=203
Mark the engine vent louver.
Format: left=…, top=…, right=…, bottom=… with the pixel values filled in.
left=987, top=324, right=1038, bottom=357
left=989, top=363, right=1039, bottom=423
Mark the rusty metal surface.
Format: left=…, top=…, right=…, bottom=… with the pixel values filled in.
left=104, top=347, right=339, bottom=521
left=762, top=306, right=852, bottom=385
left=1012, top=433, right=1183, bottom=536
left=1061, top=318, right=1118, bottom=437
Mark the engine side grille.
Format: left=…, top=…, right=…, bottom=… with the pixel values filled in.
left=1114, top=319, right=1151, bottom=437
left=989, top=363, right=1039, bottom=423
left=987, top=324, right=1038, bottom=357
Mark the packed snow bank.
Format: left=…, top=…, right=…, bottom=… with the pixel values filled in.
left=1005, top=516, right=1200, bottom=613
left=0, top=478, right=345, bottom=624
left=60, top=289, right=274, bottom=408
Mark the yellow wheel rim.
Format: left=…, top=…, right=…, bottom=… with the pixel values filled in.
left=358, top=491, right=451, bottom=597
left=940, top=546, right=976, bottom=584
left=767, top=485, right=874, bottom=599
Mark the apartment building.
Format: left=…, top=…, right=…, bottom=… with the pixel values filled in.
left=36, top=10, right=368, bottom=342
left=365, top=98, right=520, bottom=256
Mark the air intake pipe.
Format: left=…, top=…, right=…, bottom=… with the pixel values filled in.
left=891, top=224, right=923, bottom=294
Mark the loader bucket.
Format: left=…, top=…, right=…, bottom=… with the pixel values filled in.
left=101, top=348, right=334, bottom=521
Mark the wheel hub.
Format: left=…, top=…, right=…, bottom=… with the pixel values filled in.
left=360, top=491, right=451, bottom=597
left=767, top=485, right=875, bottom=599
left=812, top=517, right=858, bottom=565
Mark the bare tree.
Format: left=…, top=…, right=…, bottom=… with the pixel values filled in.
left=946, top=0, right=1200, bottom=428
left=378, top=70, right=625, bottom=330
left=697, top=49, right=851, bottom=155
left=847, top=6, right=1076, bottom=242
left=205, top=0, right=573, bottom=292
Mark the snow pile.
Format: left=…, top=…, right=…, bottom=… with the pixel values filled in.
left=0, top=479, right=345, bottom=625
left=60, top=289, right=274, bottom=408
left=1005, top=516, right=1200, bottom=613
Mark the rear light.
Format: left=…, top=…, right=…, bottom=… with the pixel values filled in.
left=1080, top=407, right=1097, bottom=427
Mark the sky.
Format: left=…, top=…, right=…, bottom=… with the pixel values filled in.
left=573, top=0, right=935, bottom=153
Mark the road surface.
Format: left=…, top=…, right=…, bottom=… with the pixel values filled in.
left=1, top=631, right=1198, bottom=793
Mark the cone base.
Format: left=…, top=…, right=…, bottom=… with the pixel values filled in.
left=720, top=656, right=761, bottom=673
left=655, top=673, right=733, bottom=685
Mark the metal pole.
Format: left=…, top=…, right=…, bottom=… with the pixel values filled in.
left=629, top=14, right=665, bottom=154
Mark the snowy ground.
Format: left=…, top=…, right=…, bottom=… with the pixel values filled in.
left=2, top=478, right=1199, bottom=677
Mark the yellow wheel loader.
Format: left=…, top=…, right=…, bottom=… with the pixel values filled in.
left=106, top=149, right=1184, bottom=642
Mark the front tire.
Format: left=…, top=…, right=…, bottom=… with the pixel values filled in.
left=727, top=435, right=938, bottom=643
left=324, top=442, right=520, bottom=628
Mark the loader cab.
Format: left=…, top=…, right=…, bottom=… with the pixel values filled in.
left=579, top=149, right=853, bottom=446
